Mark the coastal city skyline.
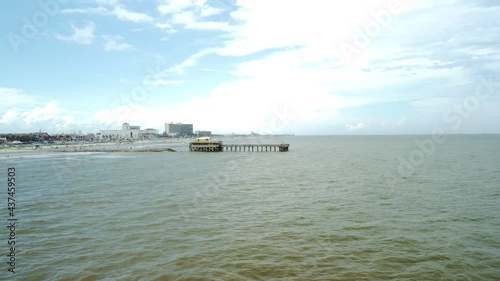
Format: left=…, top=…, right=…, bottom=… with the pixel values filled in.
left=1, top=0, right=499, bottom=135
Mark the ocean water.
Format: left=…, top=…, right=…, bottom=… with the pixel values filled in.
left=1, top=135, right=499, bottom=280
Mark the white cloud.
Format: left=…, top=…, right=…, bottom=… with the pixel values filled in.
left=94, top=0, right=119, bottom=6
left=0, top=101, right=80, bottom=133
left=55, top=22, right=96, bottom=45
left=391, top=117, right=406, bottom=129
left=112, top=6, right=153, bottom=23
left=62, top=2, right=152, bottom=23
left=0, top=109, right=20, bottom=125
left=61, top=7, right=109, bottom=15
left=158, top=0, right=222, bottom=16
left=90, top=69, right=367, bottom=134
left=6, top=1, right=500, bottom=135
left=161, top=0, right=421, bottom=75
left=155, top=22, right=173, bottom=29
left=155, top=22, right=177, bottom=34
left=346, top=122, right=369, bottom=131
left=0, top=88, right=35, bottom=108
left=161, top=0, right=500, bottom=133
left=200, top=6, right=222, bottom=17
left=103, top=35, right=133, bottom=52
left=24, top=101, right=60, bottom=125
left=197, top=68, right=218, bottom=72
left=167, top=48, right=216, bottom=73
left=172, top=11, right=232, bottom=31
left=220, top=1, right=355, bottom=56
left=157, top=0, right=228, bottom=31
left=158, top=0, right=192, bottom=15
left=143, top=79, right=185, bottom=86
left=92, top=105, right=168, bottom=129
left=88, top=0, right=498, bottom=134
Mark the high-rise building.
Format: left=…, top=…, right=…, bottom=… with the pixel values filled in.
left=165, top=122, right=193, bottom=136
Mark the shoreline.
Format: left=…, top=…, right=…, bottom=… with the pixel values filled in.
left=0, top=141, right=182, bottom=154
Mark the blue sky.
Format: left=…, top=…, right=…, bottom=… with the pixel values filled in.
left=0, top=0, right=499, bottom=135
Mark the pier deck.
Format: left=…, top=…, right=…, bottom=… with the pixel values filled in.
left=189, top=141, right=289, bottom=152
left=222, top=144, right=289, bottom=152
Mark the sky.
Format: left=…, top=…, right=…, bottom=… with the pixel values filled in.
left=0, top=0, right=499, bottom=135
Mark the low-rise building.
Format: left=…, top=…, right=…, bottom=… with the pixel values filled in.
left=196, top=130, right=212, bottom=137
left=143, top=128, right=158, bottom=134
left=97, top=123, right=159, bottom=141
left=83, top=134, right=95, bottom=141
left=141, top=128, right=159, bottom=139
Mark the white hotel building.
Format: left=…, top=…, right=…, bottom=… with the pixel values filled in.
left=96, top=123, right=158, bottom=141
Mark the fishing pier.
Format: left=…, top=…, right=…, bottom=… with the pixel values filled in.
left=222, top=144, right=289, bottom=152
left=189, top=138, right=289, bottom=152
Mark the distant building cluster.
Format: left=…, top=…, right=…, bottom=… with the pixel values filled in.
left=96, top=122, right=208, bottom=140
left=96, top=123, right=158, bottom=141
left=164, top=122, right=212, bottom=137
left=1, top=121, right=213, bottom=144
